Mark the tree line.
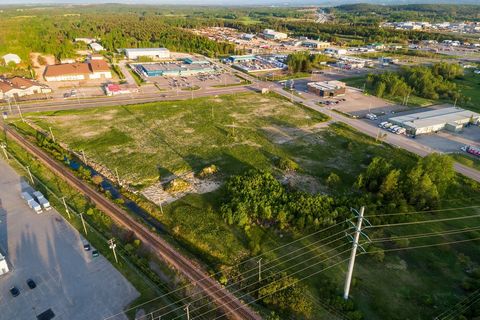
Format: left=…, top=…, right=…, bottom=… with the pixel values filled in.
left=366, top=62, right=465, bottom=101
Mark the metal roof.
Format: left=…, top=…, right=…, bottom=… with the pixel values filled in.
left=390, top=106, right=480, bottom=129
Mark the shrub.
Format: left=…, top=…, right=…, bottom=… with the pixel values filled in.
left=164, top=178, right=190, bottom=193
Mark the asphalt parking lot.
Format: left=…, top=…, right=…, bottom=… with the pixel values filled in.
left=0, top=159, right=139, bottom=320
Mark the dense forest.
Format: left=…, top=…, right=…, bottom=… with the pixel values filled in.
left=329, top=4, right=480, bottom=24
left=366, top=62, right=466, bottom=102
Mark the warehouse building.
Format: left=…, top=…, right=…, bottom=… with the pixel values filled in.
left=135, top=62, right=215, bottom=77
left=262, top=29, right=288, bottom=40
left=307, top=81, right=346, bottom=97
left=44, top=60, right=112, bottom=81
left=389, top=106, right=480, bottom=135
left=124, top=48, right=170, bottom=60
left=225, top=55, right=256, bottom=63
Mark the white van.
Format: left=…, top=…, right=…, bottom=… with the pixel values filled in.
left=379, top=121, right=388, bottom=128
left=383, top=123, right=393, bottom=129
left=389, top=125, right=400, bottom=132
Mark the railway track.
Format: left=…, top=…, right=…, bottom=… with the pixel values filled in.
left=2, top=123, right=261, bottom=320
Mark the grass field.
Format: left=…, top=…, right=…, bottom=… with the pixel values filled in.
left=19, top=92, right=480, bottom=319
left=456, top=70, right=480, bottom=113
left=24, top=92, right=328, bottom=187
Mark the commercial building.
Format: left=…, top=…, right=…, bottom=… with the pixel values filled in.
left=0, top=77, right=51, bottom=100
left=135, top=62, right=215, bottom=77
left=307, top=81, right=346, bottom=97
left=262, top=29, right=288, bottom=40
left=225, top=55, right=256, bottom=63
left=184, top=56, right=210, bottom=65
left=104, top=83, right=138, bottom=96
left=389, top=106, right=480, bottom=135
left=44, top=61, right=112, bottom=82
left=124, top=48, right=170, bottom=60
left=89, top=42, right=104, bottom=52
left=2, top=53, right=21, bottom=65
left=0, top=253, right=9, bottom=276
left=301, top=40, right=330, bottom=49
left=325, top=48, right=347, bottom=56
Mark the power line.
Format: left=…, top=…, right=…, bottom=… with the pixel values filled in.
left=139, top=233, right=351, bottom=320
left=159, top=243, right=353, bottom=320
left=363, top=205, right=480, bottom=219
left=104, top=220, right=350, bottom=319
left=443, top=294, right=480, bottom=320
left=213, top=257, right=352, bottom=320
left=436, top=289, right=480, bottom=320
left=367, top=214, right=480, bottom=229
left=371, top=226, right=480, bottom=243
left=195, top=251, right=353, bottom=320
left=366, top=236, right=480, bottom=253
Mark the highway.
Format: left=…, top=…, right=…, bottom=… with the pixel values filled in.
left=1, top=123, right=261, bottom=320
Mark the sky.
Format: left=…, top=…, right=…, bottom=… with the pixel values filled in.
left=1, top=0, right=479, bottom=5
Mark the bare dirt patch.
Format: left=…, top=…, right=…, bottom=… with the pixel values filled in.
left=142, top=172, right=221, bottom=206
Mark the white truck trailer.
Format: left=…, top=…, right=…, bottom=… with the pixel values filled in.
left=33, top=191, right=51, bottom=211
left=21, top=192, right=42, bottom=214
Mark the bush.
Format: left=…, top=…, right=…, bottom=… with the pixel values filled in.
left=326, top=172, right=341, bottom=187
left=276, top=158, right=299, bottom=172
left=198, top=164, right=218, bottom=178
left=164, top=178, right=190, bottom=193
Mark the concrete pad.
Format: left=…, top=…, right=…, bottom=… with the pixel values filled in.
left=0, top=159, right=139, bottom=320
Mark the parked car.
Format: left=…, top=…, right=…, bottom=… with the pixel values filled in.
left=83, top=243, right=91, bottom=251
left=9, top=286, right=20, bottom=297
left=383, top=123, right=393, bottom=129
left=92, top=250, right=99, bottom=258
left=389, top=125, right=400, bottom=132
left=26, top=279, right=36, bottom=289
left=379, top=121, right=388, bottom=128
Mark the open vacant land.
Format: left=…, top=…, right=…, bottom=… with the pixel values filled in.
left=25, top=92, right=328, bottom=188
left=19, top=91, right=480, bottom=319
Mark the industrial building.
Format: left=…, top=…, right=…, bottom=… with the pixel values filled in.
left=262, top=29, right=288, bottom=40
left=135, top=62, right=215, bottom=77
left=301, top=40, right=330, bottom=49
left=0, top=77, right=51, bottom=100
left=44, top=60, right=112, bottom=81
left=183, top=56, right=210, bottom=65
left=124, top=48, right=171, bottom=60
left=226, top=55, right=257, bottom=63
left=325, top=48, right=347, bottom=56
left=307, top=81, right=346, bottom=97
left=389, top=106, right=480, bottom=135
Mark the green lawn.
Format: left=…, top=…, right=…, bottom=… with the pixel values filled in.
left=455, top=70, right=480, bottom=113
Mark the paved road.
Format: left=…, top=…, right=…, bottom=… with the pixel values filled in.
left=1, top=85, right=250, bottom=115
left=1, top=123, right=260, bottom=320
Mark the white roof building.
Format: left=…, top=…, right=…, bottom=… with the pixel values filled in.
left=89, top=43, right=104, bottom=52
left=262, top=29, right=288, bottom=40
left=2, top=53, right=21, bottom=65
left=389, top=106, right=480, bottom=135
left=124, top=48, right=171, bottom=60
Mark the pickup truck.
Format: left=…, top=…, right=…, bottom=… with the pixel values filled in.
left=21, top=192, right=42, bottom=214
left=33, top=191, right=51, bottom=211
